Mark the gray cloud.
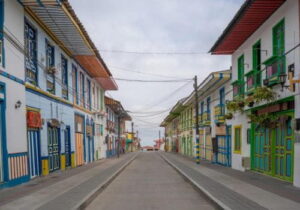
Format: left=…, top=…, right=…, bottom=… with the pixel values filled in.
left=69, top=0, right=244, bottom=146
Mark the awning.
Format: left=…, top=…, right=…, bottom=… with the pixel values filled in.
left=210, top=0, right=286, bottom=55
left=20, top=0, right=117, bottom=90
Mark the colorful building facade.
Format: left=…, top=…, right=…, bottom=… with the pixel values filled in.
left=0, top=0, right=121, bottom=188
left=210, top=0, right=300, bottom=186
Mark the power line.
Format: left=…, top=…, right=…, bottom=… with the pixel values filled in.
left=109, top=65, right=189, bottom=79
left=113, top=78, right=192, bottom=83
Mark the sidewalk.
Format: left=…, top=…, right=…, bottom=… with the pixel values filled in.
left=161, top=152, right=300, bottom=210
left=0, top=152, right=138, bottom=210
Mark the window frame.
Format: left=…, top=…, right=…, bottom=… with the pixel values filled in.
left=237, top=55, right=245, bottom=96
left=45, top=39, right=55, bottom=94
left=234, top=125, right=242, bottom=154
left=61, top=54, right=68, bottom=100
left=25, top=20, right=38, bottom=85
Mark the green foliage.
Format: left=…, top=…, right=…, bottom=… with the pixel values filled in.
left=247, top=113, right=279, bottom=128
left=226, top=97, right=244, bottom=113
left=252, top=87, right=276, bottom=103
left=224, top=112, right=233, bottom=120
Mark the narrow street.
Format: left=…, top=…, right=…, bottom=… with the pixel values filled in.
left=86, top=152, right=216, bottom=210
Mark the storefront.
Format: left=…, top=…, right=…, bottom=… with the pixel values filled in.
left=251, top=99, right=294, bottom=182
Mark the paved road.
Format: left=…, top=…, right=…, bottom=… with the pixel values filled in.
left=86, top=152, right=216, bottom=210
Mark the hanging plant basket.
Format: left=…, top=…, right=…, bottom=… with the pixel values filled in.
left=247, top=113, right=279, bottom=128
left=224, top=112, right=233, bottom=120
left=252, top=87, right=276, bottom=103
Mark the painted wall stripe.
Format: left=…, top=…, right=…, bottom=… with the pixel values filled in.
left=0, top=70, right=25, bottom=85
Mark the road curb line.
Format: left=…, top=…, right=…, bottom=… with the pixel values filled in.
left=74, top=152, right=139, bottom=210
left=160, top=153, right=231, bottom=210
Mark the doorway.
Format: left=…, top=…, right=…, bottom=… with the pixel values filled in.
left=48, top=126, right=60, bottom=172
left=64, top=126, right=71, bottom=168
left=27, top=129, right=41, bottom=178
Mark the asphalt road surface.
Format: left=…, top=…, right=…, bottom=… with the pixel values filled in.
left=86, top=152, right=216, bottom=210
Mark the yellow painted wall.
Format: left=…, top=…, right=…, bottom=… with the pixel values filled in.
left=42, top=159, right=49, bottom=176
left=71, top=153, right=76, bottom=168
left=60, top=154, right=66, bottom=170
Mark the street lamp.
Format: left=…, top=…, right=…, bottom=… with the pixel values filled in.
left=279, top=72, right=288, bottom=91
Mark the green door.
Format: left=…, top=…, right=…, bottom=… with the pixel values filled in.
left=252, top=111, right=294, bottom=182
left=274, top=114, right=293, bottom=181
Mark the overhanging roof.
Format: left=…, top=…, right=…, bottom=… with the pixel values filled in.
left=20, top=0, right=117, bottom=90
left=105, top=96, right=131, bottom=120
left=184, top=70, right=231, bottom=105
left=210, top=0, right=286, bottom=55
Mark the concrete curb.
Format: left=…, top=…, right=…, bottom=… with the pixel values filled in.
left=74, top=153, right=139, bottom=210
left=160, top=153, right=231, bottom=210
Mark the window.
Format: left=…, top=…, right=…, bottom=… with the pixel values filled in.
left=25, top=21, right=38, bottom=85
left=100, top=89, right=104, bottom=110
left=206, top=97, right=210, bottom=113
left=234, top=126, right=242, bottom=153
left=220, top=88, right=225, bottom=105
left=61, top=55, right=68, bottom=100
left=79, top=72, right=84, bottom=107
left=253, top=41, right=261, bottom=86
left=72, top=65, right=78, bottom=104
left=237, top=55, right=245, bottom=95
left=97, top=87, right=100, bottom=109
left=87, top=79, right=91, bottom=110
left=46, top=40, right=55, bottom=94
left=264, top=20, right=285, bottom=83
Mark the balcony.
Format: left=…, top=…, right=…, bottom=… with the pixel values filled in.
left=263, top=55, right=285, bottom=86
left=214, top=104, right=225, bottom=124
left=202, top=111, right=211, bottom=126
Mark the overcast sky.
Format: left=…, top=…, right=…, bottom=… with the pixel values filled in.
left=69, top=0, right=244, bottom=146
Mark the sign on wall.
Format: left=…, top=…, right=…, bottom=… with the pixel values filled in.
left=27, top=111, right=42, bottom=128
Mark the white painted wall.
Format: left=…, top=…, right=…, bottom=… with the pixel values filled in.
left=1, top=0, right=27, bottom=153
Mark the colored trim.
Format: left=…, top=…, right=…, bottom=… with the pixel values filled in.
left=233, top=125, right=242, bottom=154
left=0, top=81, right=8, bottom=182
left=0, top=69, right=25, bottom=85
left=25, top=83, right=73, bottom=107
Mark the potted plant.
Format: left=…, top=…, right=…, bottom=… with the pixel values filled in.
left=46, top=66, right=57, bottom=74
left=245, top=96, right=255, bottom=107
left=224, top=112, right=233, bottom=120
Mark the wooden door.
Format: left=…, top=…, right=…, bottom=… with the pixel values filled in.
left=75, top=133, right=84, bottom=166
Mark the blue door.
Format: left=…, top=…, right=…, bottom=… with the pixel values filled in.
left=0, top=94, right=4, bottom=182
left=87, top=137, right=94, bottom=162
left=64, top=126, right=71, bottom=167
left=27, top=129, right=40, bottom=178
left=216, top=126, right=232, bottom=167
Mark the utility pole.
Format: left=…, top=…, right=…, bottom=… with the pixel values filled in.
left=194, top=75, right=200, bottom=164
left=117, top=116, right=120, bottom=158
left=131, top=121, right=134, bottom=152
